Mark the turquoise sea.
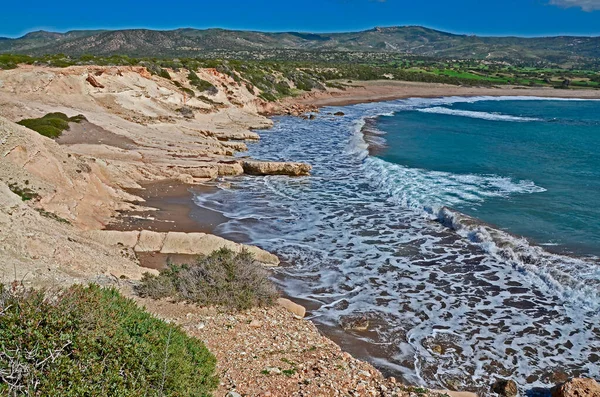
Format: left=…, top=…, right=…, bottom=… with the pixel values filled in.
left=373, top=99, right=600, bottom=257
left=194, top=97, right=600, bottom=393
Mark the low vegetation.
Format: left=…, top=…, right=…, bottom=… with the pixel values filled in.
left=17, top=112, right=86, bottom=138
left=7, top=182, right=39, bottom=202
left=137, top=248, right=278, bottom=311
left=188, top=70, right=218, bottom=95
left=0, top=284, right=218, bottom=396
left=1, top=53, right=598, bottom=103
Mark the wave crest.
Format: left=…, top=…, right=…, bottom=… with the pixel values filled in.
left=417, top=107, right=541, bottom=122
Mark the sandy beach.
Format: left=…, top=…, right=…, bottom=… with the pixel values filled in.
left=287, top=80, right=600, bottom=108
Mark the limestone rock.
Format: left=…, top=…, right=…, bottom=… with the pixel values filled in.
left=135, top=230, right=166, bottom=252
left=161, top=232, right=210, bottom=255
left=241, top=160, right=312, bottom=176
left=217, top=161, right=244, bottom=176
left=340, top=315, right=370, bottom=331
left=86, top=230, right=139, bottom=248
left=277, top=298, right=306, bottom=318
left=552, top=378, right=600, bottom=397
left=178, top=106, right=194, bottom=119
left=86, top=73, right=104, bottom=88
left=491, top=379, right=518, bottom=397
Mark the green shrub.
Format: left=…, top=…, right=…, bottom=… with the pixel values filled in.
left=0, top=284, right=218, bottom=396
left=182, top=86, right=196, bottom=97
left=137, top=248, right=278, bottom=311
left=188, top=71, right=218, bottom=95
left=259, top=92, right=278, bottom=102
left=17, top=112, right=86, bottom=139
left=159, top=68, right=172, bottom=80
left=8, top=182, right=40, bottom=201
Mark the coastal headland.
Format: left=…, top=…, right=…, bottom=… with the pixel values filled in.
left=1, top=63, right=598, bottom=396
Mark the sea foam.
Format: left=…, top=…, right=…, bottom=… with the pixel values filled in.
left=193, top=96, right=600, bottom=391
left=417, top=106, right=541, bottom=121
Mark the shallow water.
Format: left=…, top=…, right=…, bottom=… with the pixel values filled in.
left=193, top=97, right=600, bottom=393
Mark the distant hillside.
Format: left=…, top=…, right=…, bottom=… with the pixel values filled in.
left=1, top=26, right=599, bottom=66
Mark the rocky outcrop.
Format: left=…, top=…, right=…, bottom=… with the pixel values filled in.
left=340, top=315, right=370, bottom=331
left=0, top=182, right=152, bottom=287
left=0, top=117, right=136, bottom=229
left=491, top=379, right=518, bottom=396
left=241, top=160, right=312, bottom=176
left=86, top=230, right=280, bottom=266
left=259, top=102, right=318, bottom=117
left=552, top=378, right=600, bottom=397
left=86, top=73, right=104, bottom=88
left=277, top=298, right=306, bottom=318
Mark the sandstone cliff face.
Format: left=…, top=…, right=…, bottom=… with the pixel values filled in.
left=0, top=65, right=308, bottom=286
left=0, top=117, right=135, bottom=229
left=0, top=179, right=151, bottom=287
left=0, top=65, right=311, bottom=227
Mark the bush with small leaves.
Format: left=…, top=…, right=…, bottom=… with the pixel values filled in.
left=17, top=112, right=86, bottom=139
left=0, top=284, right=218, bottom=397
left=137, top=248, right=278, bottom=311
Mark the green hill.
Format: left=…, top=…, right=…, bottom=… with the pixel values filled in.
left=1, top=26, right=599, bottom=67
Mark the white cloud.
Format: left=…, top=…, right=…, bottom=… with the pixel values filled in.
left=549, top=0, right=600, bottom=11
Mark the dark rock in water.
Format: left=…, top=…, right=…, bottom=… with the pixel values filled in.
left=492, top=379, right=518, bottom=396
left=334, top=111, right=345, bottom=116
left=309, top=114, right=316, bottom=120
left=526, top=387, right=551, bottom=397
left=340, top=315, right=369, bottom=331
left=551, top=378, right=600, bottom=397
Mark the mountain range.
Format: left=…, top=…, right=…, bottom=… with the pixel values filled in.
left=1, top=26, right=599, bottom=65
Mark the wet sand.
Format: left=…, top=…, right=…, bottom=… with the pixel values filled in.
left=107, top=180, right=229, bottom=269
left=108, top=179, right=228, bottom=234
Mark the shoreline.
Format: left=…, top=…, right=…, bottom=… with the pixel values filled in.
left=157, top=90, right=599, bottom=394
left=287, top=80, right=600, bottom=108
left=5, top=63, right=597, bottom=395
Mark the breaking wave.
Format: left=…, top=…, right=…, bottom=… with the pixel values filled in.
left=194, top=96, right=600, bottom=392
left=417, top=106, right=541, bottom=122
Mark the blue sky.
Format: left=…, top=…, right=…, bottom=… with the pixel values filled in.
left=2, top=0, right=600, bottom=38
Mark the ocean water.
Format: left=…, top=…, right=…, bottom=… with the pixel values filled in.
left=193, top=97, right=600, bottom=393
left=373, top=99, right=600, bottom=257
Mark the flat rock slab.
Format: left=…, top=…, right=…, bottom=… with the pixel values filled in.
left=88, top=230, right=279, bottom=266
left=89, top=230, right=140, bottom=248
left=136, top=230, right=166, bottom=252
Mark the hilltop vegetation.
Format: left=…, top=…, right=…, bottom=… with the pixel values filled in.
left=1, top=26, right=600, bottom=69
left=1, top=53, right=598, bottom=101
